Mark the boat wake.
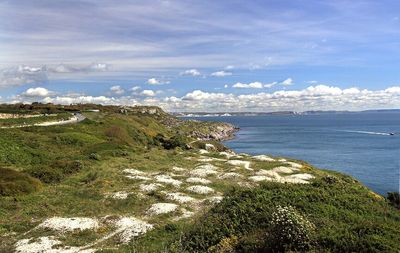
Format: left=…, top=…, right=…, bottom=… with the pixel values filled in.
left=339, top=130, right=393, bottom=136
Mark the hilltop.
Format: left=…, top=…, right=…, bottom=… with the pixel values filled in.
left=0, top=104, right=399, bottom=252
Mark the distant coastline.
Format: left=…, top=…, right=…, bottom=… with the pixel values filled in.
left=173, top=109, right=400, bottom=117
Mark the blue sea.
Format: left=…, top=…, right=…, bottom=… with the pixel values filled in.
left=188, top=112, right=400, bottom=195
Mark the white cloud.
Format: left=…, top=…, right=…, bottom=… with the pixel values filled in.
left=385, top=86, right=400, bottom=93
left=225, top=65, right=235, bottom=70
left=22, top=87, right=51, bottom=97
left=109, top=85, right=125, bottom=95
left=0, top=65, right=47, bottom=87
left=49, top=63, right=109, bottom=73
left=281, top=78, right=294, bottom=86
left=42, top=95, right=115, bottom=105
left=224, top=84, right=228, bottom=88
left=232, top=82, right=263, bottom=89
left=180, top=69, right=201, bottom=76
left=160, top=85, right=400, bottom=112
left=141, top=89, right=156, bottom=96
left=131, top=86, right=141, bottom=91
left=0, top=63, right=111, bottom=88
left=264, top=82, right=278, bottom=88
left=147, top=78, right=170, bottom=85
left=211, top=71, right=232, bottom=77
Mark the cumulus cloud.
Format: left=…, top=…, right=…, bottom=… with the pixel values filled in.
left=211, top=71, right=232, bottom=77
left=0, top=65, right=48, bottom=87
left=109, top=85, right=125, bottom=95
left=180, top=69, right=201, bottom=76
left=42, top=95, right=115, bottom=105
left=232, top=82, right=264, bottom=89
left=141, top=89, right=156, bottom=96
left=22, top=87, right=51, bottom=97
left=131, top=86, right=141, bottom=91
left=281, top=78, right=294, bottom=86
left=160, top=85, right=400, bottom=112
left=147, top=78, right=170, bottom=85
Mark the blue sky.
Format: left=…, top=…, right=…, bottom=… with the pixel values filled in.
left=1, top=0, right=400, bottom=111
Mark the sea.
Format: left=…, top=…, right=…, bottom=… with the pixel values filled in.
left=185, top=112, right=400, bottom=196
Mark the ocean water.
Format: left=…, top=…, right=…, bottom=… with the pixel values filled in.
left=188, top=112, right=400, bottom=195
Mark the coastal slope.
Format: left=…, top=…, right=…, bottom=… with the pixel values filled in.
left=0, top=104, right=399, bottom=252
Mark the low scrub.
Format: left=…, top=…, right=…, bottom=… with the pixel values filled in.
left=172, top=176, right=400, bottom=252
left=0, top=167, right=41, bottom=196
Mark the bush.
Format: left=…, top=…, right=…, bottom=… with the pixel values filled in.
left=89, top=153, right=101, bottom=160
left=27, top=166, right=63, bottom=184
left=0, top=168, right=41, bottom=196
left=51, top=160, right=84, bottom=175
left=267, top=205, right=315, bottom=251
left=387, top=192, right=400, bottom=209
left=161, top=135, right=189, bottom=150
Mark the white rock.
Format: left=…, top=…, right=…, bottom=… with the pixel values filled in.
left=218, top=172, right=243, bottom=179
left=219, top=151, right=236, bottom=159
left=107, top=191, right=129, bottom=199
left=285, top=161, right=303, bottom=168
left=139, top=183, right=163, bottom=192
left=286, top=173, right=314, bottom=180
left=172, top=166, right=186, bottom=172
left=197, top=156, right=226, bottom=162
left=186, top=177, right=212, bottom=184
left=252, top=155, right=275, bottom=162
left=187, top=185, right=214, bottom=194
left=198, top=149, right=209, bottom=154
left=205, top=143, right=215, bottom=151
left=38, top=217, right=99, bottom=232
left=278, top=158, right=287, bottom=162
left=147, top=203, right=178, bottom=215
left=272, top=166, right=298, bottom=174
left=115, top=217, right=153, bottom=244
left=154, top=175, right=182, bottom=187
left=227, top=160, right=252, bottom=170
left=123, top=168, right=146, bottom=175
left=207, top=196, right=224, bottom=204
left=255, top=170, right=281, bottom=179
left=248, top=176, right=274, bottom=182
left=166, top=192, right=196, bottom=203
left=125, top=175, right=152, bottom=181
left=15, top=236, right=95, bottom=253
left=189, top=164, right=219, bottom=177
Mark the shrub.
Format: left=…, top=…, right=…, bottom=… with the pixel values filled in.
left=0, top=168, right=41, bottom=196
left=267, top=205, right=315, bottom=251
left=27, top=166, right=63, bottom=184
left=51, top=160, right=84, bottom=175
left=161, top=135, right=188, bottom=150
left=387, top=192, right=400, bottom=209
left=89, top=153, right=101, bottom=160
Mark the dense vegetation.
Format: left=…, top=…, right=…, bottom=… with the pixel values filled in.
left=172, top=174, right=400, bottom=252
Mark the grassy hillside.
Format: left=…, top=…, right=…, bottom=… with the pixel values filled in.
left=0, top=104, right=399, bottom=253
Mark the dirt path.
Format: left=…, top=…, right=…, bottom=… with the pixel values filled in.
left=0, top=113, right=86, bottom=129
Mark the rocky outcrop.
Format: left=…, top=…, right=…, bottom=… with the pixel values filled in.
left=189, top=123, right=239, bottom=141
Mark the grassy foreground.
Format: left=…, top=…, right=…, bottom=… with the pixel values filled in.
left=0, top=104, right=399, bottom=253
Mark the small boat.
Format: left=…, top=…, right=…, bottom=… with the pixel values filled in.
left=389, top=133, right=395, bottom=136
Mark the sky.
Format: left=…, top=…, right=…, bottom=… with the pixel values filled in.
left=1, top=0, right=400, bottom=112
